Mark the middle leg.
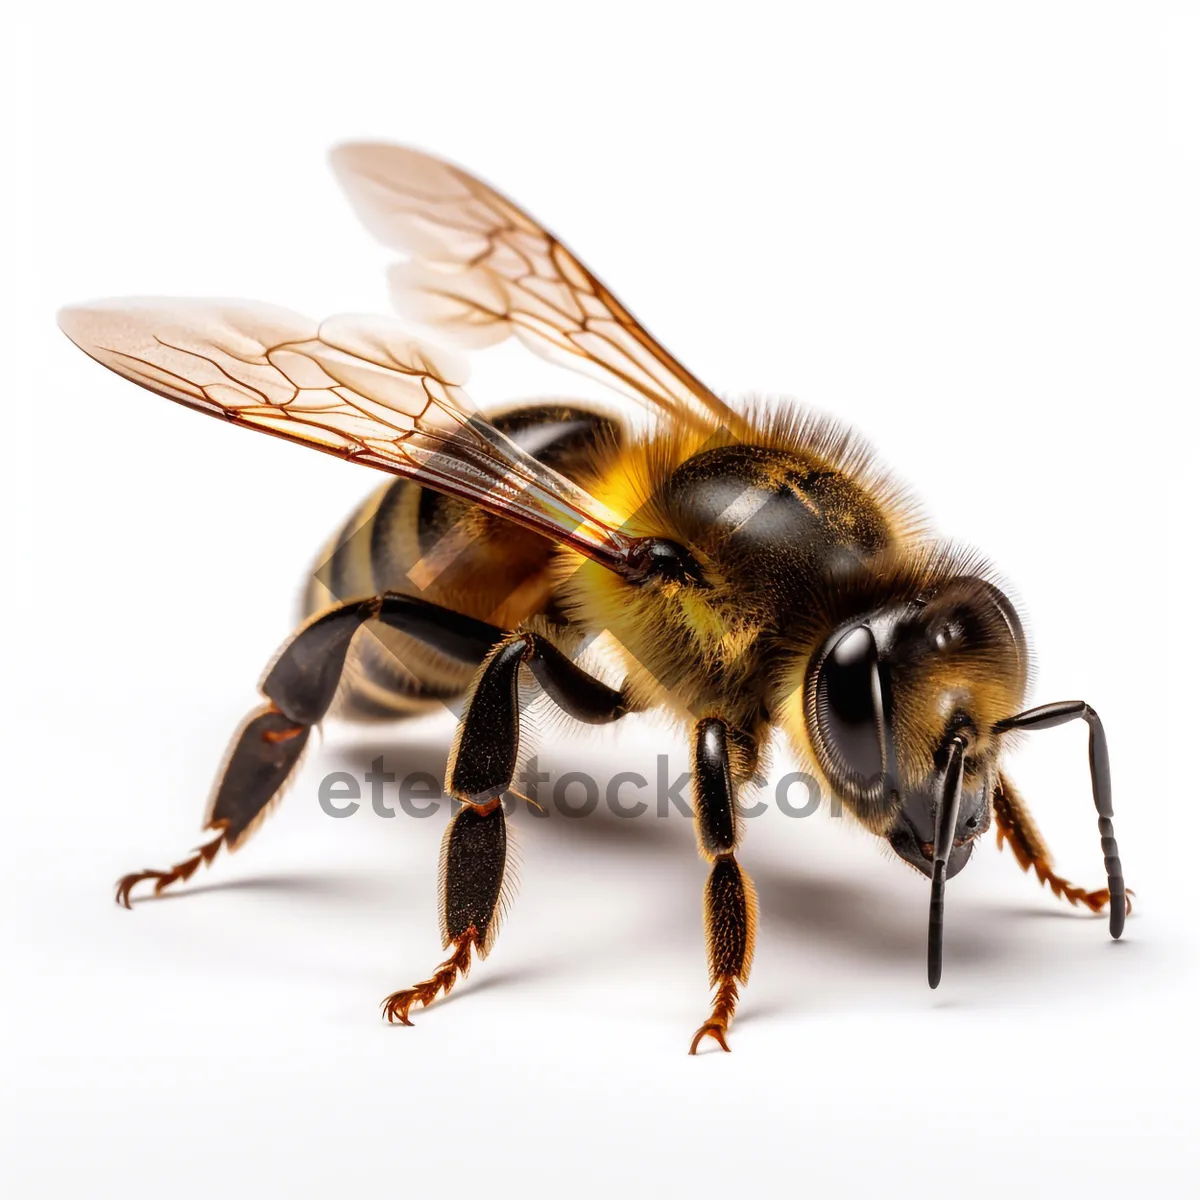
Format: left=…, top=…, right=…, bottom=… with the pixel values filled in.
left=382, top=631, right=632, bottom=1024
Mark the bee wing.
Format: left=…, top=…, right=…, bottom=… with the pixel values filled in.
left=58, top=298, right=635, bottom=572
left=330, top=142, right=746, bottom=436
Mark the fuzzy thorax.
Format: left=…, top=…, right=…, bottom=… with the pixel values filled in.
left=550, top=400, right=925, bottom=730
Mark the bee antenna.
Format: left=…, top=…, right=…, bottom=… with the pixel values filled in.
left=927, top=732, right=968, bottom=989
left=622, top=537, right=708, bottom=588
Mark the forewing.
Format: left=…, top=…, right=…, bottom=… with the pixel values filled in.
left=58, top=299, right=634, bottom=570
left=330, top=143, right=745, bottom=435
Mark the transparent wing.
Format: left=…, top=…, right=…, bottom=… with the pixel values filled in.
left=330, top=142, right=746, bottom=436
left=58, top=299, right=635, bottom=571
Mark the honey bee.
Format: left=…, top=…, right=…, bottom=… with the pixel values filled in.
left=59, top=143, right=1129, bottom=1053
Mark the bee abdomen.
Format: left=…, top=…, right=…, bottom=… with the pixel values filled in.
left=302, top=403, right=621, bottom=722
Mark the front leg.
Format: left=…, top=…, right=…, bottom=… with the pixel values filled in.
left=994, top=701, right=1130, bottom=937
left=689, top=718, right=759, bottom=1055
left=383, top=632, right=630, bottom=1024
left=993, top=774, right=1133, bottom=919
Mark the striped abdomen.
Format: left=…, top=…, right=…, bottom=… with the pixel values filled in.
left=303, top=404, right=619, bottom=721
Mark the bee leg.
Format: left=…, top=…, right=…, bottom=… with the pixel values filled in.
left=116, top=594, right=503, bottom=906
left=993, top=772, right=1133, bottom=925
left=689, top=718, right=758, bottom=1056
left=993, top=701, right=1130, bottom=938
left=382, top=632, right=630, bottom=1024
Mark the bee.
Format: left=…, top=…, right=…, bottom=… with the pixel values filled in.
left=59, top=143, right=1129, bottom=1053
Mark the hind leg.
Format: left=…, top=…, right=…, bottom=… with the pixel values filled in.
left=116, top=595, right=504, bottom=905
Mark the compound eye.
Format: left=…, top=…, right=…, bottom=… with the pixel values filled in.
left=815, top=625, right=884, bottom=786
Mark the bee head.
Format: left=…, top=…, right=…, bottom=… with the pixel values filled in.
left=794, top=567, right=1028, bottom=877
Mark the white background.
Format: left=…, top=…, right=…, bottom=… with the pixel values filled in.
left=4, top=2, right=1198, bottom=1196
